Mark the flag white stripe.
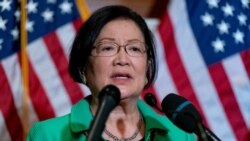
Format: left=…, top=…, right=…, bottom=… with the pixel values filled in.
left=28, top=39, right=72, bottom=116
left=56, top=23, right=92, bottom=96
left=223, top=54, right=250, bottom=128
left=26, top=98, right=40, bottom=129
left=154, top=31, right=178, bottom=99
left=56, top=23, right=76, bottom=59
left=146, top=18, right=177, bottom=96
left=168, top=0, right=236, bottom=140
left=79, top=84, right=91, bottom=96
left=2, top=55, right=23, bottom=119
left=0, top=112, right=11, bottom=141
left=1, top=55, right=39, bottom=129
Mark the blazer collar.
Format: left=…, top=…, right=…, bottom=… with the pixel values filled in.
left=70, top=95, right=93, bottom=133
left=137, top=100, right=170, bottom=133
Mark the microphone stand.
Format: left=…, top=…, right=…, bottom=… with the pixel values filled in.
left=203, top=125, right=221, bottom=141
left=87, top=85, right=120, bottom=141
left=196, top=121, right=211, bottom=141
left=189, top=113, right=221, bottom=141
left=195, top=121, right=221, bottom=141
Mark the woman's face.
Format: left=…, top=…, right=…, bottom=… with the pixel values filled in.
left=85, top=19, right=147, bottom=100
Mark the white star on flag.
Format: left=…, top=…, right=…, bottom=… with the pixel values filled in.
left=222, top=3, right=234, bottom=16
left=42, top=9, right=54, bottom=22
left=26, top=19, right=35, bottom=32
left=237, top=13, right=247, bottom=26
left=212, top=37, right=225, bottom=52
left=233, top=29, right=244, bottom=44
left=217, top=20, right=230, bottom=34
left=0, top=16, right=7, bottom=31
left=201, top=12, right=214, bottom=26
left=206, top=0, right=219, bottom=8
left=59, top=1, right=72, bottom=14
left=11, top=26, right=19, bottom=40
left=14, top=10, right=20, bottom=21
left=26, top=0, right=38, bottom=14
left=0, top=0, right=12, bottom=12
left=241, top=0, right=250, bottom=8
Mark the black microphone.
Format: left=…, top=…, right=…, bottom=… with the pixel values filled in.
left=87, top=85, right=121, bottom=141
left=161, top=93, right=221, bottom=141
left=144, top=93, right=163, bottom=112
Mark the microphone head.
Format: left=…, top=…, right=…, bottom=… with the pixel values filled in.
left=144, top=93, right=158, bottom=107
left=98, top=84, right=121, bottom=108
left=161, top=93, right=202, bottom=134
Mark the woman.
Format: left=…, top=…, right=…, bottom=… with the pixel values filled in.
left=27, top=5, right=195, bottom=141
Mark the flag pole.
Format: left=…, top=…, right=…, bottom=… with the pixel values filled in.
left=20, top=0, right=29, bottom=140
left=75, top=0, right=90, bottom=21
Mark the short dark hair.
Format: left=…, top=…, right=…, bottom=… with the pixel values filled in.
left=68, top=5, right=157, bottom=88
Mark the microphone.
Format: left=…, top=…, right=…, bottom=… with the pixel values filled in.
left=144, top=92, right=163, bottom=112
left=161, top=93, right=221, bottom=141
left=87, top=85, right=121, bottom=141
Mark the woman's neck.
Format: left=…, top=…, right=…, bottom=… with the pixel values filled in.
left=90, top=97, right=144, bottom=140
left=104, top=104, right=144, bottom=141
left=107, top=102, right=140, bottom=122
left=90, top=95, right=139, bottom=117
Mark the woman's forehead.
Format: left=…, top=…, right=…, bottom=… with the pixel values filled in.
left=96, top=19, right=145, bottom=42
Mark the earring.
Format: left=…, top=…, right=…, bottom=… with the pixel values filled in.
left=79, top=69, right=87, bottom=84
left=145, top=78, right=148, bottom=86
left=80, top=74, right=87, bottom=84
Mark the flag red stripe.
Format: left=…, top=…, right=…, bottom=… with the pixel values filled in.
left=208, top=63, right=248, bottom=141
left=241, top=49, right=250, bottom=141
left=17, top=54, right=55, bottom=120
left=158, top=13, right=207, bottom=124
left=43, top=33, right=84, bottom=104
left=24, top=57, right=56, bottom=120
left=72, top=18, right=84, bottom=31
left=0, top=65, right=24, bottom=141
left=240, top=48, right=250, bottom=79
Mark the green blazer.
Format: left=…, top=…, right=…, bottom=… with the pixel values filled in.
left=26, top=96, right=196, bottom=141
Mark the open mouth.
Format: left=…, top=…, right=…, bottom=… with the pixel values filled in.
left=111, top=73, right=132, bottom=79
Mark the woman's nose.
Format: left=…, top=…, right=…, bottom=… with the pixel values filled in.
left=113, top=47, right=130, bottom=66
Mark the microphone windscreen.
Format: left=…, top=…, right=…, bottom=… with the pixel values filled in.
left=161, top=93, right=186, bottom=113
left=161, top=93, right=202, bottom=133
left=98, top=85, right=120, bottom=106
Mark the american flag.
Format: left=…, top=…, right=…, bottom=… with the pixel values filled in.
left=0, top=0, right=250, bottom=141
left=145, top=0, right=249, bottom=141
left=0, top=0, right=90, bottom=140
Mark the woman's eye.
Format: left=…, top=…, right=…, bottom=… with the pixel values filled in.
left=129, top=46, right=142, bottom=52
left=100, top=46, right=115, bottom=51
